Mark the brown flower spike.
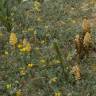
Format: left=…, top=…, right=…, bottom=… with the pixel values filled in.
left=83, top=32, right=92, bottom=56
left=74, top=34, right=83, bottom=59
left=83, top=32, right=92, bottom=48
left=82, top=16, right=91, bottom=34
left=71, top=65, right=81, bottom=80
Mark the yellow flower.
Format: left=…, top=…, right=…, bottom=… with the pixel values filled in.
left=23, top=38, right=28, bottom=46
left=20, top=38, right=31, bottom=52
left=22, top=30, right=27, bottom=33
left=37, top=17, right=42, bottom=22
left=34, top=1, right=41, bottom=7
left=5, top=51, right=8, bottom=55
left=28, top=28, right=34, bottom=32
left=34, top=30, right=37, bottom=35
left=45, top=26, right=48, bottom=29
left=46, top=34, right=50, bottom=37
left=16, top=90, right=22, bottom=96
left=20, top=48, right=26, bottom=52
left=50, top=77, right=57, bottom=84
left=54, top=91, right=62, bottom=96
left=71, top=20, right=76, bottom=24
left=20, top=68, right=26, bottom=76
left=41, top=40, right=45, bottom=44
left=28, top=63, right=33, bottom=68
left=25, top=42, right=31, bottom=52
left=11, top=12, right=14, bottom=16
left=6, top=84, right=11, bottom=89
left=40, top=59, right=46, bottom=64
left=33, top=1, right=41, bottom=12
left=20, top=70, right=26, bottom=75
left=9, top=32, right=17, bottom=46
left=17, top=44, right=22, bottom=48
left=53, top=60, right=61, bottom=64
left=35, top=47, right=40, bottom=51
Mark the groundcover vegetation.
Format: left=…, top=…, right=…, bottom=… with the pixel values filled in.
left=0, top=0, right=96, bottom=96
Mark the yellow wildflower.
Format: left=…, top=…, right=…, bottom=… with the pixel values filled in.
left=20, top=48, right=26, bottom=52
left=9, top=32, right=17, bottom=46
left=25, top=42, right=31, bottom=52
left=20, top=38, right=31, bottom=52
left=11, top=12, right=14, bottom=16
left=34, top=30, right=37, bottom=35
left=17, top=44, right=22, bottom=48
left=20, top=68, right=26, bottom=76
left=16, top=90, right=22, bottom=96
left=28, top=27, right=34, bottom=32
left=35, top=47, right=40, bottom=51
left=50, top=77, right=57, bottom=84
left=34, top=1, right=41, bottom=7
left=5, top=51, right=8, bottom=55
left=46, top=34, right=50, bottom=37
left=6, top=84, right=11, bottom=89
left=45, top=26, right=48, bottom=29
left=71, top=20, right=76, bottom=24
left=55, top=60, right=61, bottom=64
left=28, top=63, right=33, bottom=68
left=23, top=38, right=28, bottom=46
left=22, top=30, right=27, bottom=33
left=53, top=60, right=61, bottom=64
left=54, top=91, right=62, bottom=96
left=20, top=70, right=26, bottom=75
left=37, top=17, right=42, bottom=22
left=40, top=59, right=46, bottom=64
left=33, top=1, right=41, bottom=12
left=41, top=40, right=45, bottom=44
